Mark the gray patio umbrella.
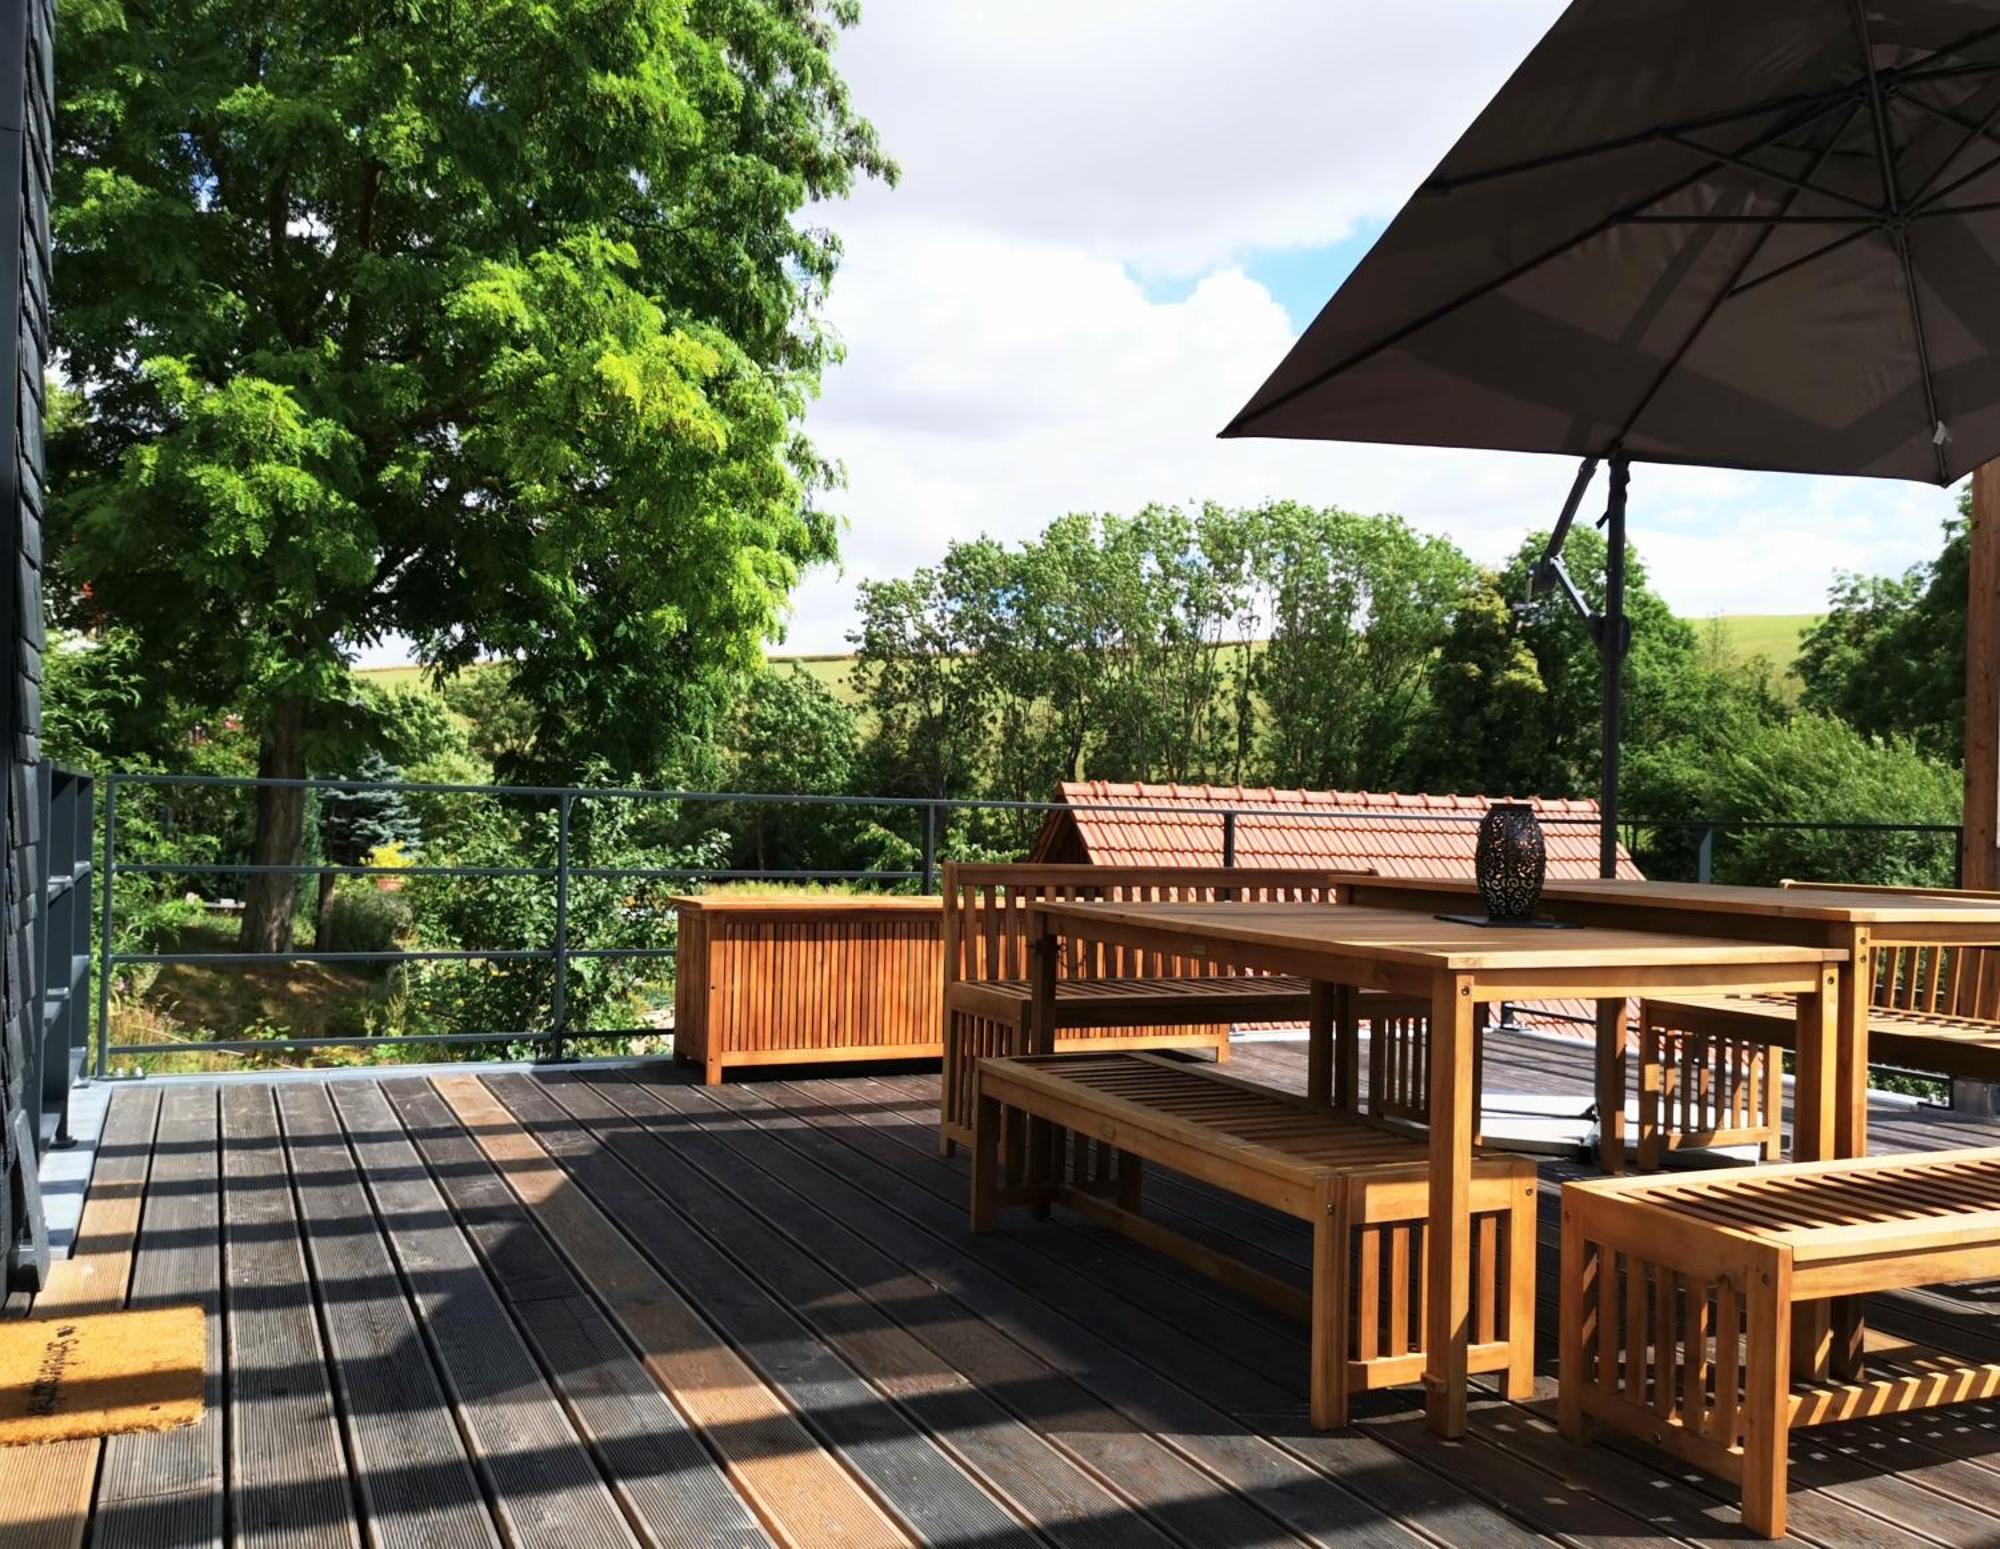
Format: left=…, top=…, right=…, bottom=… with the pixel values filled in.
left=1224, top=2, right=2000, bottom=875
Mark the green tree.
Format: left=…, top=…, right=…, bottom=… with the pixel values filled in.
left=1795, top=506, right=1967, bottom=761
left=722, top=663, right=860, bottom=871
left=314, top=751, right=420, bottom=948
left=1413, top=527, right=1704, bottom=797
left=967, top=507, right=1259, bottom=800
left=49, top=0, right=893, bottom=952
left=1249, top=505, right=1473, bottom=790
left=851, top=549, right=998, bottom=803
left=1628, top=713, right=1960, bottom=885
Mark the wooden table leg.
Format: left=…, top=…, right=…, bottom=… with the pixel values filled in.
left=1792, top=968, right=1841, bottom=1381
left=1335, top=984, right=1360, bottom=1112
left=1307, top=981, right=1335, bottom=1105
left=1026, top=914, right=1060, bottom=1201
left=1425, top=973, right=1475, bottom=1439
left=1595, top=998, right=1627, bottom=1174
left=1834, top=930, right=1870, bottom=1160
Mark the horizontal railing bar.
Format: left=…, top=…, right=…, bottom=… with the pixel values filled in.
left=107, top=862, right=925, bottom=882
left=104, top=1031, right=553, bottom=1054
left=104, top=1026, right=661, bottom=1056
left=115, top=861, right=557, bottom=879
left=111, top=948, right=549, bottom=966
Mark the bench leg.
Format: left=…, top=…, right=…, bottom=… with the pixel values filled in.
left=971, top=1091, right=1002, bottom=1233
left=1310, top=1194, right=1351, bottom=1428
left=1558, top=1202, right=1591, bottom=1442
left=1030, top=1123, right=1059, bottom=1218
left=1505, top=1178, right=1537, bottom=1401
left=1742, top=1262, right=1792, bottom=1540
left=1307, top=982, right=1335, bottom=1106
left=1636, top=1019, right=1663, bottom=1173
left=1116, top=1148, right=1143, bottom=1214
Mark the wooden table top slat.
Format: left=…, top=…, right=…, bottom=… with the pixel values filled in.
left=1030, top=900, right=1847, bottom=972
left=1352, top=875, right=2000, bottom=925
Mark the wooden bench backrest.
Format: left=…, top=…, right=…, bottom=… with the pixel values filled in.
left=1779, top=880, right=2000, bottom=1020
left=941, top=863, right=1368, bottom=987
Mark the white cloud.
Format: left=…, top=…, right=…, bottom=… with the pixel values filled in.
left=768, top=3, right=1962, bottom=652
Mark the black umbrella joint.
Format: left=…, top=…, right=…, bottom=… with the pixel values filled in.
left=1225, top=5, right=2000, bottom=872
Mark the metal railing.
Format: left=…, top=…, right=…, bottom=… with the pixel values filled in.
left=88, top=769, right=1969, bottom=1075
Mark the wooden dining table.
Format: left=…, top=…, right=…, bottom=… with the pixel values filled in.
left=1023, top=898, right=1846, bottom=1438
left=1342, top=877, right=2000, bottom=1165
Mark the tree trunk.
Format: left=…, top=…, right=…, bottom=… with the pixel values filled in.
left=239, top=699, right=308, bottom=953
left=313, top=868, right=338, bottom=951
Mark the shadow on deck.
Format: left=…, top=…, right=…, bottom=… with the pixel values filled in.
left=8, top=1033, right=2000, bottom=1548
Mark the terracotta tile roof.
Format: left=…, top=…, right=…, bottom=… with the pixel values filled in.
left=1033, top=781, right=1642, bottom=880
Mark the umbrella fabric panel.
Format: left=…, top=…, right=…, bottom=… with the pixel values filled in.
left=1227, top=0, right=2000, bottom=484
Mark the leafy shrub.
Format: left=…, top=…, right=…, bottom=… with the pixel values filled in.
left=323, top=884, right=411, bottom=956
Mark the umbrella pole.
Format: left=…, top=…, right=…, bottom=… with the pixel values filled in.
left=1600, top=457, right=1630, bottom=879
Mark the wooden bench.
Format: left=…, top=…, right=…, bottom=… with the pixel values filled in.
left=971, top=1051, right=1538, bottom=1427
left=1639, top=886, right=2000, bottom=1167
left=1560, top=1149, right=2000, bottom=1538
left=938, top=863, right=1430, bottom=1152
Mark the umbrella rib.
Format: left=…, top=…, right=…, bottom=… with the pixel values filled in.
left=1619, top=213, right=1871, bottom=225
left=1662, top=131, right=1879, bottom=213
left=1423, top=84, right=1861, bottom=196
left=1613, top=104, right=1866, bottom=448
left=1903, top=87, right=2000, bottom=207
left=1225, top=92, right=1859, bottom=437
left=1725, top=225, right=1875, bottom=299
left=1851, top=0, right=1949, bottom=483
left=1912, top=194, right=2000, bottom=219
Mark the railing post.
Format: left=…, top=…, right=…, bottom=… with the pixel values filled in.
left=95, top=775, right=115, bottom=1081
left=546, top=792, right=573, bottom=1063
left=1696, top=825, right=1714, bottom=885
left=1222, top=809, right=1238, bottom=868
left=921, top=804, right=937, bottom=896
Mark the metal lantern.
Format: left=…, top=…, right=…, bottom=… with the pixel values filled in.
left=1475, top=803, right=1546, bottom=922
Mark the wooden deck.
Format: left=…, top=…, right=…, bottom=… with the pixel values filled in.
left=12, top=1033, right=2000, bottom=1547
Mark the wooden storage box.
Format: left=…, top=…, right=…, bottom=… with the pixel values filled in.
left=672, top=896, right=944, bottom=1083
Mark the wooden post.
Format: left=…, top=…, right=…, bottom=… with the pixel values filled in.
left=1425, top=973, right=1476, bottom=1438
left=1964, top=462, right=2000, bottom=889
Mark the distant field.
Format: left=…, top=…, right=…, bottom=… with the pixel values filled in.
left=1697, top=614, right=1818, bottom=678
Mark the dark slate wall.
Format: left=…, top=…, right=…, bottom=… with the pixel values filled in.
left=1, top=0, right=53, bottom=1279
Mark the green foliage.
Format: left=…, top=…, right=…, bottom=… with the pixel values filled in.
left=441, top=668, right=539, bottom=769
left=319, top=752, right=421, bottom=866
left=1411, top=527, right=1703, bottom=797
left=851, top=547, right=998, bottom=802
left=1251, top=504, right=1473, bottom=789
left=321, top=884, right=412, bottom=957
left=49, top=0, right=893, bottom=937
left=1795, top=504, right=1967, bottom=761
left=1628, top=713, right=1960, bottom=886
left=720, top=663, right=862, bottom=871
left=398, top=787, right=725, bottom=1049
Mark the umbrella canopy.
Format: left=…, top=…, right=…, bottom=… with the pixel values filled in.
left=1225, top=2, right=2000, bottom=486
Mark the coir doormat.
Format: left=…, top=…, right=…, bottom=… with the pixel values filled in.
left=0, top=1305, right=204, bottom=1445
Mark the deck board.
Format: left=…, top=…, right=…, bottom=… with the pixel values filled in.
left=11, top=1034, right=2000, bottom=1545
left=93, top=1084, right=224, bottom=1549
left=378, top=1078, right=770, bottom=1549
left=328, top=1080, right=640, bottom=1549
left=219, top=1083, right=358, bottom=1549
left=276, top=1080, right=500, bottom=1549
